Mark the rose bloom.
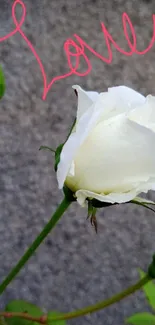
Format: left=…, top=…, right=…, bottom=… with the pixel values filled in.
left=57, top=85, right=155, bottom=206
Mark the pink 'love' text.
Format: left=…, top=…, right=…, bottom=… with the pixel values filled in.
left=0, top=0, right=155, bottom=100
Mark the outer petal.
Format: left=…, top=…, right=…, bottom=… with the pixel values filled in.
left=108, top=85, right=145, bottom=109
left=57, top=92, right=129, bottom=189
left=129, top=95, right=155, bottom=132
left=98, top=86, right=146, bottom=122
left=75, top=184, right=155, bottom=207
left=72, top=85, right=99, bottom=122
left=57, top=86, right=146, bottom=191
left=75, top=188, right=146, bottom=207
left=57, top=93, right=105, bottom=189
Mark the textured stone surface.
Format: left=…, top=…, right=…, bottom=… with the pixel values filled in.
left=0, top=0, right=155, bottom=324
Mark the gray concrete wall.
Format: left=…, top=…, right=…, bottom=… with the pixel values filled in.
left=0, top=0, right=155, bottom=324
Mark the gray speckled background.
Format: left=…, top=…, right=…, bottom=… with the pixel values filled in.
left=0, top=0, right=155, bottom=324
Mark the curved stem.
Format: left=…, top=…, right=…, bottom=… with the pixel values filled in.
left=0, top=197, right=71, bottom=295
left=0, top=275, right=151, bottom=324
left=49, top=274, right=151, bottom=321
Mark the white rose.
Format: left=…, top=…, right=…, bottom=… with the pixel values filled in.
left=57, top=85, right=155, bottom=207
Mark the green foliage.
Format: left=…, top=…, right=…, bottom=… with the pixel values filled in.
left=126, top=312, right=155, bottom=325
left=5, top=300, right=43, bottom=325
left=47, top=311, right=66, bottom=325
left=138, top=269, right=155, bottom=310
left=4, top=301, right=67, bottom=325
left=0, top=66, right=5, bottom=99
left=125, top=269, right=155, bottom=325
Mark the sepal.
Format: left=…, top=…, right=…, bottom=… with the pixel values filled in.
left=88, top=198, right=118, bottom=208
left=131, top=196, right=155, bottom=214
left=0, top=65, right=5, bottom=99
left=54, top=143, right=64, bottom=172
left=63, top=185, right=76, bottom=202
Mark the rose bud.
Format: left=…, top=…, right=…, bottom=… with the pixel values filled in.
left=57, top=85, right=155, bottom=207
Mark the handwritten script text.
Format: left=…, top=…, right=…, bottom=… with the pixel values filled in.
left=0, top=0, right=155, bottom=100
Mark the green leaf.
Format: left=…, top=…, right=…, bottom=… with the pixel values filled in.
left=0, top=316, right=7, bottom=325
left=5, top=300, right=43, bottom=325
left=0, top=66, right=5, bottom=99
left=126, top=312, right=155, bottom=325
left=47, top=311, right=66, bottom=325
left=138, top=269, right=155, bottom=310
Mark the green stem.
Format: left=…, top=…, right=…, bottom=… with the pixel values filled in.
left=49, top=274, right=151, bottom=321
left=0, top=197, right=71, bottom=295
left=0, top=275, right=151, bottom=324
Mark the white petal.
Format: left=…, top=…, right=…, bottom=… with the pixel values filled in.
left=76, top=187, right=155, bottom=207
left=57, top=94, right=105, bottom=189
left=68, top=161, right=75, bottom=177
left=129, top=95, right=155, bottom=131
left=98, top=86, right=146, bottom=123
left=75, top=188, right=143, bottom=207
left=108, top=85, right=145, bottom=109
left=57, top=86, right=148, bottom=192
left=72, top=85, right=99, bottom=122
left=65, top=115, right=155, bottom=197
left=85, top=91, right=99, bottom=102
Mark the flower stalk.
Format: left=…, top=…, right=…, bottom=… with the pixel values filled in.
left=0, top=274, right=151, bottom=324
left=0, top=196, right=71, bottom=295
